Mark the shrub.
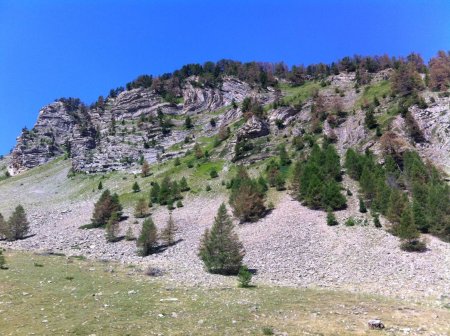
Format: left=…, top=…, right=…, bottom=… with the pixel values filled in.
left=198, top=203, right=245, bottom=275
left=0, top=213, right=7, bottom=239
left=345, top=217, right=356, bottom=226
left=98, top=181, right=103, bottom=190
left=176, top=200, right=183, bottom=208
left=326, top=209, right=339, bottom=226
left=132, top=181, right=141, bottom=193
left=373, top=213, right=382, bottom=228
left=174, top=157, right=181, bottom=166
left=161, top=213, right=178, bottom=246
left=134, top=198, right=149, bottom=218
left=237, top=265, right=253, bottom=288
left=400, top=239, right=427, bottom=252
left=210, top=169, right=219, bottom=179
left=137, top=217, right=158, bottom=256
left=6, top=205, right=30, bottom=241
left=184, top=116, right=193, bottom=129
left=359, top=198, right=367, bottom=213
left=205, top=185, right=211, bottom=192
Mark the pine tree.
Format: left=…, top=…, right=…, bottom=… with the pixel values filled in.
left=229, top=166, right=266, bottom=223
left=105, top=212, right=119, bottom=242
left=171, top=181, right=181, bottom=200
left=179, top=177, right=190, bottom=192
left=278, top=145, right=291, bottom=166
left=132, top=181, right=141, bottom=193
left=161, top=213, right=178, bottom=246
left=141, top=160, right=150, bottom=177
left=0, top=213, right=7, bottom=239
left=0, top=249, right=5, bottom=269
left=194, top=143, right=203, bottom=159
left=387, top=189, right=407, bottom=225
left=134, top=198, right=149, bottom=218
left=125, top=226, right=135, bottom=241
left=98, top=181, right=103, bottom=190
left=198, top=203, right=245, bottom=275
left=137, top=217, right=158, bottom=256
left=6, top=205, right=29, bottom=241
left=159, top=177, right=172, bottom=205
left=91, top=190, right=123, bottom=228
left=397, top=205, right=426, bottom=252
left=326, top=208, right=339, bottom=226
left=174, top=157, right=181, bottom=166
left=150, top=182, right=160, bottom=203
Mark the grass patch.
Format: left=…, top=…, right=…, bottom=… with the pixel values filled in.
left=0, top=251, right=449, bottom=335
left=357, top=80, right=391, bottom=108
left=279, top=81, right=321, bottom=106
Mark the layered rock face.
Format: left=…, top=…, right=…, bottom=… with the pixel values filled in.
left=10, top=102, right=77, bottom=174
left=9, top=72, right=450, bottom=176
left=9, top=77, right=260, bottom=174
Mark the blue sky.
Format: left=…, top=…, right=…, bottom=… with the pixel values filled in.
left=0, top=0, right=449, bottom=155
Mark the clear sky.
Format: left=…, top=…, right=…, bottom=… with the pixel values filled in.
left=0, top=0, right=449, bottom=155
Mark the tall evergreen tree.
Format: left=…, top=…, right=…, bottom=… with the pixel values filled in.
left=179, top=177, right=190, bottom=192
left=105, top=212, right=120, bottom=242
left=229, top=166, right=266, bottom=222
left=91, top=190, right=123, bottom=228
left=137, top=217, right=158, bottom=256
left=134, top=198, right=149, bottom=218
left=161, top=213, right=178, bottom=246
left=6, top=205, right=30, bottom=241
left=198, top=203, right=245, bottom=275
left=0, top=249, right=5, bottom=269
left=0, top=213, right=7, bottom=239
left=141, top=160, right=150, bottom=177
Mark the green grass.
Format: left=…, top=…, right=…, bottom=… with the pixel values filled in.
left=279, top=81, right=321, bottom=106
left=357, top=80, right=391, bottom=108
left=1, top=251, right=449, bottom=336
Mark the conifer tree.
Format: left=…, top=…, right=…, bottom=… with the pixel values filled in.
left=194, top=143, right=203, bottom=159
left=397, top=205, right=426, bottom=252
left=278, top=144, right=291, bottom=166
left=105, top=212, right=119, bottom=242
left=137, top=217, right=158, bottom=256
left=150, top=182, right=160, bottom=203
left=198, top=203, right=245, bottom=275
left=179, top=177, right=190, bottom=192
left=0, top=213, right=7, bottom=239
left=125, top=226, right=135, bottom=241
left=6, top=205, right=30, bottom=241
left=132, top=181, right=141, bottom=193
left=141, top=160, right=150, bottom=177
left=134, top=198, right=149, bottom=218
left=91, top=190, right=123, bottom=228
left=161, top=213, right=178, bottom=246
left=98, top=181, right=103, bottom=190
left=171, top=181, right=181, bottom=200
left=0, top=249, right=5, bottom=269
left=159, top=177, right=172, bottom=205
left=229, top=166, right=266, bottom=223
left=174, top=157, right=181, bottom=166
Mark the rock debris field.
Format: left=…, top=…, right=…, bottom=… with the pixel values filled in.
left=1, top=183, right=449, bottom=303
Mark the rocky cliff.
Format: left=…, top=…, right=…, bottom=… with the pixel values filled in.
left=8, top=72, right=450, bottom=176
